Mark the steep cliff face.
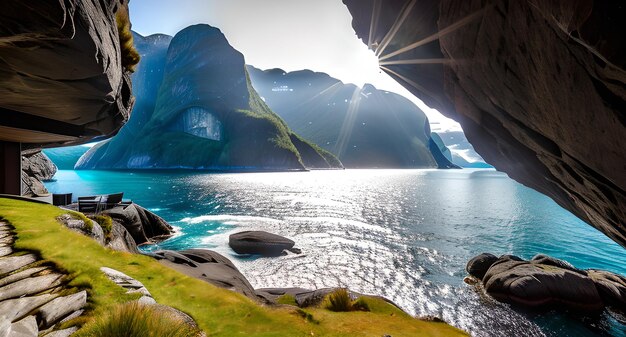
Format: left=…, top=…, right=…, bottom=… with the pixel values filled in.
left=21, top=150, right=57, bottom=195
left=76, top=25, right=341, bottom=170
left=0, top=0, right=134, bottom=147
left=343, top=0, right=626, bottom=246
left=247, top=66, right=445, bottom=168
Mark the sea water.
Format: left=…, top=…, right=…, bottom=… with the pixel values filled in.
left=46, top=169, right=626, bottom=336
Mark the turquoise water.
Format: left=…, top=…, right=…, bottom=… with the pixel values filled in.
left=46, top=169, right=626, bottom=336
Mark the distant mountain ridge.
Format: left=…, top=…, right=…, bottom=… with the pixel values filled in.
left=75, top=25, right=341, bottom=171
left=247, top=66, right=457, bottom=169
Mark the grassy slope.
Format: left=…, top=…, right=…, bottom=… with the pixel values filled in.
left=0, top=198, right=467, bottom=337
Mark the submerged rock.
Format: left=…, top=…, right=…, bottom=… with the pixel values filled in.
left=229, top=231, right=296, bottom=257
left=467, top=253, right=626, bottom=311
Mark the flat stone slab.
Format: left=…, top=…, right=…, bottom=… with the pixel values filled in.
left=0, top=246, right=11, bottom=257
left=0, top=254, right=37, bottom=275
left=0, top=273, right=64, bottom=302
left=0, top=293, right=56, bottom=323
left=0, top=236, right=13, bottom=247
left=0, top=266, right=49, bottom=288
left=39, top=290, right=87, bottom=328
left=43, top=327, right=78, bottom=337
left=100, top=267, right=152, bottom=297
left=9, top=315, right=38, bottom=337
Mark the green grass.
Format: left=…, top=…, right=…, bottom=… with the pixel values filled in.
left=277, top=294, right=297, bottom=306
left=80, top=301, right=202, bottom=337
left=0, top=198, right=468, bottom=337
left=323, top=288, right=369, bottom=312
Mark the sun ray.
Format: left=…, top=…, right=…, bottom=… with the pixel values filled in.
left=368, top=0, right=382, bottom=49
left=334, top=86, right=363, bottom=158
left=374, top=0, right=417, bottom=57
left=379, top=58, right=453, bottom=66
left=380, top=65, right=441, bottom=104
left=379, top=8, right=486, bottom=62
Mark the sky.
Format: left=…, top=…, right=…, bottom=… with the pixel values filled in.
left=128, top=0, right=462, bottom=133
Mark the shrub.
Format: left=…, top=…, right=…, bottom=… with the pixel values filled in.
left=277, top=294, right=297, bottom=306
left=116, top=9, right=140, bottom=72
left=324, top=288, right=370, bottom=312
left=81, top=301, right=202, bottom=337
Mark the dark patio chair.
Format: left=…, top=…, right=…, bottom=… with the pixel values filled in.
left=97, top=192, right=124, bottom=212
left=78, top=195, right=101, bottom=213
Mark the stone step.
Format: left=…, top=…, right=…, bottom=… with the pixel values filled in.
left=0, top=236, right=14, bottom=247
left=0, top=293, right=57, bottom=323
left=0, top=273, right=64, bottom=302
left=9, top=315, right=38, bottom=337
left=0, top=266, right=49, bottom=288
left=38, top=291, right=87, bottom=329
left=0, top=246, right=12, bottom=257
left=0, top=254, right=37, bottom=275
left=41, top=326, right=78, bottom=337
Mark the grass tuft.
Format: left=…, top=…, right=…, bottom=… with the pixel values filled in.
left=277, top=294, right=298, bottom=306
left=92, top=215, right=113, bottom=240
left=80, top=301, right=202, bottom=337
left=66, top=211, right=93, bottom=231
left=324, top=288, right=370, bottom=312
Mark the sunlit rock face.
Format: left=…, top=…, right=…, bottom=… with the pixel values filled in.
left=343, top=0, right=626, bottom=246
left=247, top=66, right=456, bottom=168
left=76, top=25, right=341, bottom=170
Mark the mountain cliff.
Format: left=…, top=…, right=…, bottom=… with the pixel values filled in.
left=76, top=25, right=341, bottom=171
left=247, top=66, right=456, bottom=168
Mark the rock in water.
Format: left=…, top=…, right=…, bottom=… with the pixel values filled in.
left=467, top=253, right=626, bottom=312
left=229, top=231, right=296, bottom=256
left=75, top=25, right=342, bottom=171
left=465, top=253, right=498, bottom=279
left=343, top=0, right=626, bottom=248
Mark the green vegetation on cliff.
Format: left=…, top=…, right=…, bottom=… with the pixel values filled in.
left=0, top=198, right=467, bottom=337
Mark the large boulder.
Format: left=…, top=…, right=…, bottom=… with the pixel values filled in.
left=482, top=255, right=603, bottom=311
left=468, top=253, right=626, bottom=311
left=465, top=252, right=498, bottom=279
left=343, top=0, right=626, bottom=248
left=102, top=204, right=173, bottom=245
left=229, top=231, right=295, bottom=257
left=153, top=249, right=259, bottom=301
